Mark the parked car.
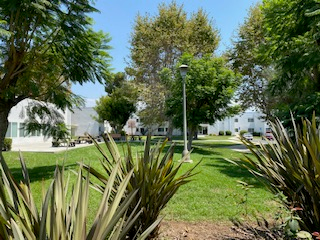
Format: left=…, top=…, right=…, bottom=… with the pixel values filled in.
left=242, top=132, right=253, bottom=141
left=262, top=132, right=274, bottom=140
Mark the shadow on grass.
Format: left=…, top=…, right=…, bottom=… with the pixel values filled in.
left=204, top=158, right=265, bottom=188
left=9, top=163, right=77, bottom=183
left=192, top=142, right=243, bottom=149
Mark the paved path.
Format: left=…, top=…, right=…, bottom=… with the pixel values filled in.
left=12, top=141, right=94, bottom=153
left=10, top=137, right=269, bottom=153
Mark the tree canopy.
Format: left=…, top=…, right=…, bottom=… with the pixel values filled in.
left=229, top=0, right=320, bottom=125
left=127, top=1, right=220, bottom=134
left=262, top=0, right=320, bottom=124
left=228, top=4, right=275, bottom=119
left=0, top=0, right=112, bottom=150
left=94, top=72, right=138, bottom=133
left=166, top=54, right=240, bottom=149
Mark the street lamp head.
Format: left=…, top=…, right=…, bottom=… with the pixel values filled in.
left=179, top=64, right=188, bottom=78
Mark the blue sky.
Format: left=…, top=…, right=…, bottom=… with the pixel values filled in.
left=72, top=0, right=259, bottom=106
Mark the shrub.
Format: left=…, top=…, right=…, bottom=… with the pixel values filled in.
left=229, top=114, right=320, bottom=233
left=219, top=131, right=224, bottom=136
left=253, top=132, right=261, bottom=136
left=225, top=130, right=232, bottom=136
left=0, top=154, right=156, bottom=239
left=240, top=130, right=247, bottom=136
left=84, top=134, right=200, bottom=239
left=2, top=138, right=12, bottom=151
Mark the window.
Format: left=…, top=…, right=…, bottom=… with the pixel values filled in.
left=140, top=128, right=145, bottom=134
left=19, top=123, right=26, bottom=137
left=248, top=118, right=254, bottom=122
left=248, top=128, right=254, bottom=133
left=136, top=128, right=139, bottom=132
left=165, top=128, right=168, bottom=132
left=266, top=128, right=271, bottom=132
left=234, top=118, right=238, bottom=123
left=158, top=128, right=164, bottom=132
left=36, top=129, right=41, bottom=137
left=136, top=119, right=139, bottom=123
left=235, top=128, right=239, bottom=132
left=5, top=122, right=18, bottom=137
left=5, top=122, right=11, bottom=137
left=11, top=122, right=18, bottom=137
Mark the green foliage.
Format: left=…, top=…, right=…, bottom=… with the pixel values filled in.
left=83, top=134, right=200, bottom=239
left=219, top=131, right=224, bottom=136
left=225, top=130, right=232, bottom=136
left=127, top=2, right=220, bottom=129
left=166, top=53, right=240, bottom=148
left=0, top=153, right=156, bottom=239
left=240, top=130, right=247, bottom=136
left=94, top=95, right=136, bottom=134
left=2, top=135, right=279, bottom=225
left=23, top=101, right=78, bottom=140
left=95, top=72, right=138, bottom=133
left=229, top=114, right=320, bottom=233
left=23, top=102, right=71, bottom=140
left=228, top=3, right=274, bottom=117
left=230, top=0, right=320, bottom=124
left=262, top=0, right=320, bottom=124
left=0, top=0, right=112, bottom=154
left=2, top=138, right=11, bottom=151
left=253, top=132, right=261, bottom=137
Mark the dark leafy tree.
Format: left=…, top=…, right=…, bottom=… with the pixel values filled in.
left=166, top=53, right=240, bottom=149
left=0, top=0, right=112, bottom=154
left=94, top=72, right=138, bottom=133
left=229, top=0, right=320, bottom=126
left=228, top=4, right=275, bottom=119
left=262, top=0, right=320, bottom=125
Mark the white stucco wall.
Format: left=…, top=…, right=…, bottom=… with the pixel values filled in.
left=71, top=107, right=103, bottom=137
left=7, top=99, right=70, bottom=145
left=6, top=99, right=269, bottom=147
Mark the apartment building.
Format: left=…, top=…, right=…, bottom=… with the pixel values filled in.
left=6, top=100, right=269, bottom=147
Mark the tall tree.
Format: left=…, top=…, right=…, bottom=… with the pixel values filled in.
left=229, top=0, right=320, bottom=125
left=127, top=1, right=219, bottom=138
left=0, top=0, right=112, bottom=154
left=166, top=54, right=240, bottom=150
left=228, top=4, right=275, bottom=119
left=261, top=0, right=320, bottom=125
left=94, top=72, right=138, bottom=133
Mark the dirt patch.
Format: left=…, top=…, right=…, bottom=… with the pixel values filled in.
left=157, top=220, right=259, bottom=240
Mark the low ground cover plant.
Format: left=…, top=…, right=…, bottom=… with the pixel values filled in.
left=1, top=135, right=278, bottom=238
left=230, top=114, right=320, bottom=237
left=82, top=134, right=200, bottom=239
left=0, top=154, right=156, bottom=239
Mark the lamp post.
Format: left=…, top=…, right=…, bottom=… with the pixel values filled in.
left=179, top=64, right=192, bottom=163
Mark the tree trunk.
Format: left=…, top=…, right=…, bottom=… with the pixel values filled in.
left=187, top=127, right=194, bottom=151
left=194, top=130, right=198, bottom=140
left=166, top=118, right=174, bottom=141
left=0, top=103, right=12, bottom=160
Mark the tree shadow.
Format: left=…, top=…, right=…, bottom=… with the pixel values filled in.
left=192, top=142, right=243, bottom=149
left=9, top=163, right=77, bottom=183
left=204, top=158, right=266, bottom=188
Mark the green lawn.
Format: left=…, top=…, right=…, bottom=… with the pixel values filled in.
left=2, top=136, right=279, bottom=223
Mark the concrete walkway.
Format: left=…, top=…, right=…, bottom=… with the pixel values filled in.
left=10, top=137, right=269, bottom=154
left=11, top=141, right=95, bottom=153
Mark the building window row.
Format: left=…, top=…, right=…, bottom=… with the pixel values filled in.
left=5, top=122, right=41, bottom=138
